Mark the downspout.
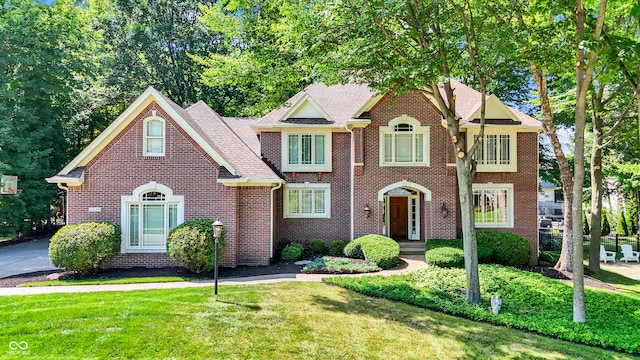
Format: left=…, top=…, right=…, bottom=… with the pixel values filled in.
left=344, top=126, right=355, bottom=241
left=56, top=183, right=69, bottom=225
left=270, top=182, right=283, bottom=259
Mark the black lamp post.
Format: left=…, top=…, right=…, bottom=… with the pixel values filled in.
left=212, top=218, right=223, bottom=301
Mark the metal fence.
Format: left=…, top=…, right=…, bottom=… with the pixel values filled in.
left=539, top=230, right=640, bottom=253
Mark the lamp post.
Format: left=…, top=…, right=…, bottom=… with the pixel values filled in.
left=212, top=218, right=223, bottom=301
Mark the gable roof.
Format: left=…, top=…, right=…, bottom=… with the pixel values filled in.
left=221, top=117, right=262, bottom=155
left=256, top=83, right=378, bottom=128
left=47, top=87, right=281, bottom=187
left=257, top=80, right=541, bottom=131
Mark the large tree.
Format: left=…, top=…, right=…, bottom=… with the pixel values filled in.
left=0, top=0, right=96, bottom=235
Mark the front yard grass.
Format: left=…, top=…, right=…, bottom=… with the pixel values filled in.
left=18, top=276, right=192, bottom=287
left=0, top=282, right=631, bottom=359
left=326, top=264, right=640, bottom=354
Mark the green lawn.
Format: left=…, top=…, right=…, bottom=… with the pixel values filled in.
left=0, top=282, right=633, bottom=359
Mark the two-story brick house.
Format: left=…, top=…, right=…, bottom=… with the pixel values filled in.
left=47, top=80, right=541, bottom=268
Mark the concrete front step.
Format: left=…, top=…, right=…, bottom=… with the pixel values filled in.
left=398, top=241, right=425, bottom=256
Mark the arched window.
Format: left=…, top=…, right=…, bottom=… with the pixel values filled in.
left=122, top=183, right=183, bottom=252
left=144, top=118, right=165, bottom=156
left=379, top=115, right=429, bottom=166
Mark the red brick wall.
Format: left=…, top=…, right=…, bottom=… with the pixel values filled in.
left=355, top=92, right=459, bottom=240
left=261, top=131, right=351, bottom=251
left=237, top=186, right=272, bottom=265
left=474, top=132, right=539, bottom=262
left=66, top=102, right=256, bottom=268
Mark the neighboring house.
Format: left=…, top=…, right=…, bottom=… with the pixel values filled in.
left=47, top=81, right=542, bottom=268
left=538, top=180, right=564, bottom=226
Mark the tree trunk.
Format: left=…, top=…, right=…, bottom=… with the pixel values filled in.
left=588, top=103, right=604, bottom=273
left=457, top=157, right=480, bottom=303
left=529, top=64, right=574, bottom=271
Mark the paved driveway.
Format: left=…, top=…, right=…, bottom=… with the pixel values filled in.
left=0, top=238, right=57, bottom=278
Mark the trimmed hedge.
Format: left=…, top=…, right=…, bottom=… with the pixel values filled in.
left=343, top=234, right=399, bottom=269
left=425, top=231, right=532, bottom=268
left=281, top=243, right=304, bottom=261
left=167, top=219, right=226, bottom=273
left=49, top=222, right=121, bottom=274
left=425, top=239, right=492, bottom=268
left=310, top=239, right=326, bottom=255
left=476, top=230, right=532, bottom=266
left=328, top=240, right=346, bottom=256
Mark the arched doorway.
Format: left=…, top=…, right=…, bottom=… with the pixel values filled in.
left=378, top=181, right=431, bottom=241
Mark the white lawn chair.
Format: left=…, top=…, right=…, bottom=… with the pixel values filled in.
left=620, top=244, right=640, bottom=263
left=600, top=245, right=616, bottom=263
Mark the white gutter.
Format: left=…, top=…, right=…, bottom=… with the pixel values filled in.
left=344, top=125, right=355, bottom=241
left=270, top=182, right=283, bottom=258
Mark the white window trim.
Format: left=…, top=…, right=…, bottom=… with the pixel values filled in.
left=467, top=128, right=517, bottom=172
left=283, top=183, right=331, bottom=219
left=379, top=115, right=430, bottom=167
left=281, top=130, right=332, bottom=172
left=143, top=116, right=166, bottom=157
left=473, top=183, right=514, bottom=228
left=121, top=182, right=184, bottom=253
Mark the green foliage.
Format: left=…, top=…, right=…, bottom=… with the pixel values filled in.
left=476, top=231, right=532, bottom=266
left=424, top=239, right=494, bottom=268
left=582, top=210, right=590, bottom=235
left=616, top=212, right=629, bottom=236
left=48, top=222, right=121, bottom=274
left=302, top=256, right=380, bottom=274
left=328, top=239, right=346, bottom=256
left=0, top=0, right=99, bottom=236
left=602, top=210, right=611, bottom=235
left=166, top=219, right=226, bottom=273
left=281, top=243, right=304, bottom=262
left=309, top=239, right=326, bottom=255
left=326, top=264, right=640, bottom=354
left=343, top=234, right=399, bottom=269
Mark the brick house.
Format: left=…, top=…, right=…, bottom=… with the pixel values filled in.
left=47, top=81, right=541, bottom=268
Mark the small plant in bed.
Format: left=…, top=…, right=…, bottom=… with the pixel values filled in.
left=302, top=256, right=381, bottom=274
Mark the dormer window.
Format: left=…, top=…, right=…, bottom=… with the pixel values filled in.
left=379, top=115, right=430, bottom=167
left=144, top=118, right=165, bottom=156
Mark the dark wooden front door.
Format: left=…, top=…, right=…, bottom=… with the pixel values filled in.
left=390, top=197, right=408, bottom=239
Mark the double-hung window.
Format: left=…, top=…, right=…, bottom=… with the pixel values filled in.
left=284, top=183, right=331, bottom=218
left=144, top=118, right=165, bottom=156
left=282, top=132, right=332, bottom=172
left=379, top=115, right=429, bottom=166
left=473, top=183, right=513, bottom=228
left=469, top=129, right=516, bottom=172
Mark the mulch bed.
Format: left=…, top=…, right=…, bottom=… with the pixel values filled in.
left=0, top=262, right=617, bottom=291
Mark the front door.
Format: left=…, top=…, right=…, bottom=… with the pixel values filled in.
left=390, top=197, right=408, bottom=239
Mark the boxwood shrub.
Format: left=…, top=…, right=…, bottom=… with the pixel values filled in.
left=281, top=243, right=304, bottom=261
left=167, top=219, right=226, bottom=273
left=49, top=222, right=121, bottom=274
left=425, top=239, right=493, bottom=267
left=343, top=234, right=399, bottom=269
left=476, top=230, right=532, bottom=266
left=328, top=239, right=346, bottom=256
left=310, top=239, right=326, bottom=255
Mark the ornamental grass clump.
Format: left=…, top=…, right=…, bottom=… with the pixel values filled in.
left=281, top=243, right=304, bottom=261
left=344, top=234, right=399, bottom=269
left=167, top=219, right=226, bottom=273
left=49, top=222, right=121, bottom=274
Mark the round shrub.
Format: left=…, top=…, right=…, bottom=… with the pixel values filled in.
left=281, top=243, right=304, bottom=261
left=310, top=239, right=327, bottom=255
left=344, top=234, right=400, bottom=269
left=425, top=238, right=494, bottom=267
left=425, top=246, right=464, bottom=267
left=167, top=219, right=226, bottom=273
left=328, top=239, right=346, bottom=256
left=49, top=222, right=121, bottom=274
left=477, top=230, right=532, bottom=266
